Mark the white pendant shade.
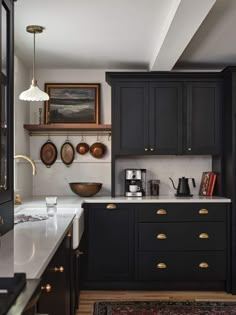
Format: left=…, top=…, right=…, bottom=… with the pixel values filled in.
left=19, top=25, right=49, bottom=102
left=19, top=83, right=49, bottom=101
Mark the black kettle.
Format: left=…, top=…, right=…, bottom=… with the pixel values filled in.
left=169, top=177, right=196, bottom=197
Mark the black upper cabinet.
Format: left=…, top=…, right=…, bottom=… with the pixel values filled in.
left=107, top=73, right=222, bottom=156
left=0, top=0, right=14, bottom=236
left=113, top=81, right=183, bottom=155
left=184, top=82, right=221, bottom=155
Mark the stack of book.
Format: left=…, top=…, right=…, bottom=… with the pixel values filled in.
left=199, top=171, right=217, bottom=196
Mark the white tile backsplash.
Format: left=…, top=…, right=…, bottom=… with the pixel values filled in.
left=115, top=155, right=212, bottom=196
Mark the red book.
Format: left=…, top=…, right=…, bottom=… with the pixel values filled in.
left=199, top=172, right=212, bottom=196
left=207, top=173, right=217, bottom=196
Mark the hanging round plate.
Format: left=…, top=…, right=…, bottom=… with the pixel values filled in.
left=60, top=141, right=75, bottom=166
left=40, top=140, right=58, bottom=168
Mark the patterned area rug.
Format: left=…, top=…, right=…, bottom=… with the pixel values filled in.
left=93, top=301, right=236, bottom=315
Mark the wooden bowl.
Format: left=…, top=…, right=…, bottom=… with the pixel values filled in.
left=69, top=182, right=102, bottom=197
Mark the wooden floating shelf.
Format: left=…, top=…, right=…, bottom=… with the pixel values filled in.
left=24, top=124, right=112, bottom=132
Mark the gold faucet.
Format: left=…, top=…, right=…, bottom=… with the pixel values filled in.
left=14, top=155, right=37, bottom=204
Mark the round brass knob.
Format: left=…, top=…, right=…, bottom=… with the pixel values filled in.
left=157, top=233, right=167, bottom=240
left=144, top=148, right=148, bottom=151
left=199, top=209, right=208, bottom=215
left=199, top=233, right=209, bottom=239
left=150, top=148, right=154, bottom=151
left=188, top=148, right=192, bottom=151
left=156, top=263, right=167, bottom=269
left=199, top=262, right=209, bottom=269
left=156, top=209, right=167, bottom=215
left=41, top=284, right=52, bottom=293
left=53, top=266, right=64, bottom=272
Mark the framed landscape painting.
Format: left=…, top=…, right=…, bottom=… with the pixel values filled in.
left=44, top=83, right=100, bottom=124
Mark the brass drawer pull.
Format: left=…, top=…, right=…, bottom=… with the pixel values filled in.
left=199, top=233, right=209, bottom=239
left=156, top=209, right=167, bottom=215
left=157, top=233, right=167, bottom=240
left=156, top=263, right=167, bottom=269
left=67, top=231, right=72, bottom=238
left=106, top=204, right=117, bottom=209
left=0, top=216, right=3, bottom=225
left=199, top=262, right=209, bottom=269
left=41, top=284, right=52, bottom=293
left=53, top=266, right=64, bottom=273
left=199, top=209, right=208, bottom=215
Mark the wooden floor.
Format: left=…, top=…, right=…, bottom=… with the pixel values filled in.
left=76, top=290, right=236, bottom=315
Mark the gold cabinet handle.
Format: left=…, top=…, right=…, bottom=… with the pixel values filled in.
left=150, top=148, right=154, bottom=151
left=199, top=233, right=209, bottom=239
left=156, top=209, right=167, bottom=215
left=106, top=204, right=117, bottom=209
left=157, top=233, right=167, bottom=239
left=156, top=263, right=167, bottom=269
left=199, top=209, right=208, bottom=215
left=144, top=148, right=148, bottom=151
left=0, top=216, right=3, bottom=225
left=199, top=262, right=209, bottom=269
left=53, top=266, right=64, bottom=273
left=41, top=284, right=52, bottom=293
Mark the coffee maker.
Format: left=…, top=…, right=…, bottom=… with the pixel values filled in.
left=125, top=169, right=146, bottom=197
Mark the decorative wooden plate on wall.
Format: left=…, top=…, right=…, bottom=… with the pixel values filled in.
left=60, top=141, right=75, bottom=166
left=40, top=140, right=58, bottom=168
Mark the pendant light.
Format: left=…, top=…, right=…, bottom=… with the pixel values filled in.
left=19, top=25, right=49, bottom=101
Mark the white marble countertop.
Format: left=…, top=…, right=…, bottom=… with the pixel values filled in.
left=14, top=211, right=75, bottom=279
left=82, top=195, right=231, bottom=203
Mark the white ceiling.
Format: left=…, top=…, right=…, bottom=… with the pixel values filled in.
left=14, top=0, right=236, bottom=71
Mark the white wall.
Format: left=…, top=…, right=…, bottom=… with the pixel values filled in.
left=28, top=69, right=112, bottom=196
left=115, top=155, right=212, bottom=196
left=14, top=55, right=32, bottom=198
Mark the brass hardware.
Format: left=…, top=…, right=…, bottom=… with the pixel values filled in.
left=150, top=148, right=154, bottom=151
left=199, top=262, right=209, bottom=269
left=41, top=284, right=52, bottom=293
left=144, top=148, right=148, bottom=151
left=199, top=233, right=209, bottom=239
left=53, top=266, right=64, bottom=273
left=188, top=148, right=192, bottom=151
left=67, top=231, right=72, bottom=238
left=156, top=209, right=167, bottom=215
left=0, top=216, right=3, bottom=225
left=106, top=204, right=117, bottom=209
left=27, top=25, right=45, bottom=34
left=15, top=194, right=22, bottom=205
left=14, top=155, right=37, bottom=175
left=199, top=209, right=209, bottom=215
left=157, top=263, right=167, bottom=269
left=157, top=233, right=167, bottom=239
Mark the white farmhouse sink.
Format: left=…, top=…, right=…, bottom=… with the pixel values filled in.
left=15, top=207, right=84, bottom=249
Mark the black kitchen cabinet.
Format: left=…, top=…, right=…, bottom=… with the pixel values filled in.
left=0, top=0, right=14, bottom=235
left=184, top=82, right=221, bottom=155
left=112, top=81, right=182, bottom=155
left=107, top=72, right=222, bottom=157
left=83, top=203, right=134, bottom=283
left=37, top=226, right=75, bottom=315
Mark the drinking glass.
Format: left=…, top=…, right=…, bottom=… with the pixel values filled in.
left=45, top=196, right=57, bottom=217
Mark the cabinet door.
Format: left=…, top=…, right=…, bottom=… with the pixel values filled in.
left=37, top=229, right=73, bottom=315
left=185, top=82, right=221, bottom=154
left=86, top=204, right=134, bottom=281
left=0, top=0, right=14, bottom=205
left=149, top=82, right=183, bottom=154
left=112, top=82, right=149, bottom=154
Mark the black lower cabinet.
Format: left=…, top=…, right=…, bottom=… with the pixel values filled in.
left=37, top=226, right=75, bottom=315
left=83, top=203, right=134, bottom=284
left=82, top=202, right=230, bottom=292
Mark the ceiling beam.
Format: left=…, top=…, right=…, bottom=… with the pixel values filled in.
left=149, top=0, right=216, bottom=71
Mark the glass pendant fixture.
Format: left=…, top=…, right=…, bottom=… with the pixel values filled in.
left=19, top=25, right=49, bottom=101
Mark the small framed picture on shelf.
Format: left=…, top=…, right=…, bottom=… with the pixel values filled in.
left=44, top=83, right=100, bottom=124
left=199, top=171, right=217, bottom=196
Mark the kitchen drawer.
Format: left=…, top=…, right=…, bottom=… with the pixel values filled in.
left=138, top=251, right=226, bottom=281
left=138, top=222, right=226, bottom=251
left=138, top=203, right=226, bottom=222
